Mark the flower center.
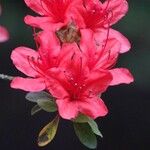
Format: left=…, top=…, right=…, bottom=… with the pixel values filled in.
left=56, top=23, right=81, bottom=44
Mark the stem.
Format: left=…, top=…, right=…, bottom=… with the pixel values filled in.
left=0, top=74, right=14, bottom=81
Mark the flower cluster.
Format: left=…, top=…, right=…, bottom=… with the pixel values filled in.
left=0, top=4, right=9, bottom=43
left=11, top=0, right=133, bottom=121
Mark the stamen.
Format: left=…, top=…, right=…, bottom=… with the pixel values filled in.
left=56, top=23, right=81, bottom=44
left=32, top=27, right=39, bottom=50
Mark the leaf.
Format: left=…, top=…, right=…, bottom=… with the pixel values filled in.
left=73, top=123, right=97, bottom=149
left=31, top=104, right=42, bottom=116
left=73, top=114, right=89, bottom=123
left=25, top=91, right=51, bottom=103
left=73, top=114, right=103, bottom=138
left=38, top=115, right=59, bottom=147
left=37, top=99, right=57, bottom=112
left=88, top=118, right=103, bottom=138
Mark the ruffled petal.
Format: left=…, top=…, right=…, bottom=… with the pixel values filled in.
left=11, top=47, right=39, bottom=77
left=78, top=97, right=108, bottom=119
left=56, top=98, right=78, bottom=120
left=103, top=0, right=128, bottom=25
left=11, top=77, right=45, bottom=92
left=109, top=68, right=134, bottom=85
left=0, top=26, right=9, bottom=43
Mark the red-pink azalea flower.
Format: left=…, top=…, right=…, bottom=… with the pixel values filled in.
left=0, top=5, right=9, bottom=43
left=11, top=32, right=112, bottom=119
left=76, top=0, right=130, bottom=53
left=80, top=29, right=133, bottom=85
left=24, top=0, right=131, bottom=53
left=24, top=0, right=82, bottom=31
left=11, top=31, right=133, bottom=119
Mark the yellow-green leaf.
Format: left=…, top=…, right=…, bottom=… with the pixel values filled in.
left=38, top=115, right=59, bottom=147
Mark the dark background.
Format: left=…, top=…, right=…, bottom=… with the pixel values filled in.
left=0, top=0, right=150, bottom=150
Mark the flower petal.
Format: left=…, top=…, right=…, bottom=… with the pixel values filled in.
left=24, top=15, right=64, bottom=31
left=78, top=97, right=108, bottom=119
left=0, top=26, right=9, bottom=43
left=56, top=98, right=78, bottom=120
left=103, top=0, right=128, bottom=25
left=11, top=77, right=45, bottom=92
left=37, top=31, right=61, bottom=57
left=45, top=74, right=69, bottom=99
left=109, top=68, right=134, bottom=85
left=109, top=29, right=131, bottom=53
left=85, top=70, right=112, bottom=94
left=24, top=0, right=48, bottom=15
left=11, top=47, right=39, bottom=77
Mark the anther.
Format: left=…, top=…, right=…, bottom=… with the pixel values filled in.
left=70, top=77, right=74, bottom=81
left=74, top=83, right=78, bottom=86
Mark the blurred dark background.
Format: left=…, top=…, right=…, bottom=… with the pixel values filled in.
left=0, top=0, right=150, bottom=150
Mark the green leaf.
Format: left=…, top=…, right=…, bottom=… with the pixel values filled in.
left=88, top=118, right=103, bottom=138
left=38, top=115, right=59, bottom=147
left=73, top=114, right=103, bottom=138
left=73, top=123, right=97, bottom=149
left=37, top=99, right=57, bottom=112
left=31, top=104, right=42, bottom=116
left=73, top=114, right=89, bottom=123
left=25, top=91, right=52, bottom=103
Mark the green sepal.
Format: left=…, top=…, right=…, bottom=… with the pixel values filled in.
left=73, top=114, right=89, bottom=123
left=74, top=114, right=103, bottom=138
left=37, top=99, right=57, bottom=112
left=88, top=118, right=103, bottom=138
left=38, top=115, right=60, bottom=147
left=74, top=122, right=97, bottom=149
left=26, top=91, right=57, bottom=114
left=26, top=91, right=51, bottom=103
left=31, top=104, right=42, bottom=116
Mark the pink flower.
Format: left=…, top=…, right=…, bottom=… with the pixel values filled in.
left=80, top=29, right=133, bottom=86
left=77, top=0, right=128, bottom=29
left=0, top=5, right=9, bottom=43
left=76, top=0, right=130, bottom=53
left=11, top=41, right=110, bottom=119
left=24, top=0, right=131, bottom=53
left=24, top=0, right=82, bottom=31
left=11, top=31, right=133, bottom=120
